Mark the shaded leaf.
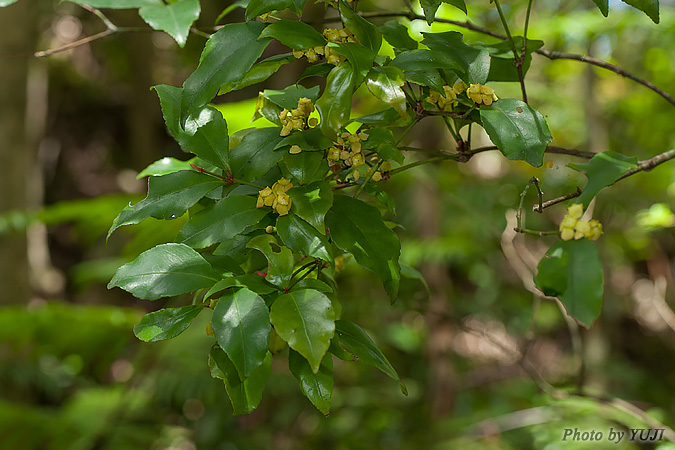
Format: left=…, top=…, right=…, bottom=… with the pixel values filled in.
left=316, top=62, right=355, bottom=138
left=275, top=128, right=334, bottom=152
left=108, top=171, right=222, bottom=238
left=212, top=288, right=271, bottom=379
left=270, top=289, right=336, bottom=373
left=484, top=37, right=544, bottom=82
left=591, top=0, right=609, bottom=16
left=621, top=0, right=658, bottom=23
left=247, top=234, right=295, bottom=288
left=139, top=0, right=200, bottom=48
left=534, top=239, right=604, bottom=328
left=219, top=53, right=295, bottom=94
left=182, top=106, right=230, bottom=170
left=66, top=0, right=161, bottom=7
left=328, top=42, right=376, bottom=87
left=177, top=195, right=269, bottom=248
left=325, top=196, right=400, bottom=301
left=263, top=84, right=321, bottom=110
left=289, top=349, right=333, bottom=415
left=259, top=19, right=326, bottom=50
left=205, top=274, right=277, bottom=300
left=281, top=151, right=329, bottom=185
left=390, top=49, right=463, bottom=73
left=380, top=20, right=418, bottom=50
left=422, top=31, right=490, bottom=84
left=288, top=182, right=333, bottom=234
left=568, top=151, right=638, bottom=207
left=335, top=320, right=407, bottom=394
left=134, top=305, right=203, bottom=342
left=339, top=0, right=381, bottom=53
left=277, top=214, right=333, bottom=262
left=245, top=0, right=305, bottom=20
left=209, top=346, right=272, bottom=415
left=480, top=98, right=552, bottom=167
left=108, top=243, right=219, bottom=300
left=230, top=127, right=284, bottom=181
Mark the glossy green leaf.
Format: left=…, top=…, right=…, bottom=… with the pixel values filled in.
left=182, top=106, right=230, bottom=170
left=212, top=288, right=271, bottom=379
left=138, top=0, right=200, bottom=48
left=328, top=43, right=376, bottom=87
left=479, top=98, right=552, bottom=167
left=262, top=85, right=320, bottom=110
left=405, top=69, right=445, bottom=92
left=230, top=127, right=284, bottom=181
left=534, top=239, right=604, bottom=328
left=352, top=107, right=410, bottom=126
left=298, top=63, right=334, bottom=82
left=363, top=183, right=396, bottom=215
left=247, top=234, right=295, bottom=288
left=380, top=21, right=418, bottom=50
left=288, top=182, right=333, bottom=234
left=484, top=37, right=544, bottom=82
left=181, top=22, right=270, bottom=122
left=389, top=49, right=463, bottom=73
left=275, top=128, right=334, bottom=152
left=108, top=171, right=222, bottom=238
left=294, top=278, right=332, bottom=293
left=281, top=152, right=329, bottom=185
left=335, top=320, right=407, bottom=394
left=209, top=346, right=272, bottom=415
left=108, top=243, right=219, bottom=300
left=289, top=349, right=333, bottom=415
left=325, top=196, right=401, bottom=301
left=66, top=0, right=161, bottom=8
left=376, top=142, right=405, bottom=166
left=621, top=0, right=659, bottom=23
left=153, top=84, right=184, bottom=141
left=329, top=333, right=356, bottom=361
left=205, top=274, right=277, bottom=300
left=177, top=195, right=269, bottom=249
left=569, top=152, right=638, bottom=207
left=137, top=157, right=195, bottom=178
left=420, top=0, right=467, bottom=24
left=259, top=20, right=326, bottom=50
left=366, top=66, right=407, bottom=118
left=219, top=53, right=295, bottom=94
left=245, top=0, right=305, bottom=20
left=277, top=214, right=332, bottom=262
left=133, top=305, right=203, bottom=342
left=270, top=289, right=336, bottom=373
left=316, top=62, right=355, bottom=138
left=422, top=31, right=490, bottom=84
left=592, top=0, right=609, bottom=16
left=339, top=0, right=381, bottom=53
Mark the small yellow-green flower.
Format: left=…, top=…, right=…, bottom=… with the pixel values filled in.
left=467, top=84, right=498, bottom=105
left=559, top=204, right=603, bottom=241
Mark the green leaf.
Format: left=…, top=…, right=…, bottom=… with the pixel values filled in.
left=138, top=0, right=200, bottom=48
left=108, top=171, right=222, bottom=238
left=316, top=62, right=355, bottom=138
left=277, top=214, right=333, bottom=262
left=289, top=349, right=333, bottom=415
left=205, top=274, right=277, bottom=299
left=181, top=22, right=270, bottom=122
left=263, top=85, right=321, bottom=110
left=275, top=128, right=334, bottom=152
left=182, top=106, right=230, bottom=171
left=484, top=37, right=545, bottom=82
left=177, top=195, right=269, bottom=249
left=422, top=31, right=490, bottom=84
left=209, top=346, right=272, bottom=415
left=298, top=63, right=334, bottom=82
left=366, top=66, right=407, bottom=118
left=153, top=84, right=184, bottom=141
left=380, top=21, right=418, bottom=50
left=247, top=234, right=295, bottom=288
left=335, top=320, right=407, bottom=394
left=568, top=151, right=638, bottom=207
left=108, top=243, right=219, bottom=300
left=294, top=278, right=332, bottom=293
left=591, top=0, right=609, bottom=16
left=270, top=289, right=336, bottom=373
left=288, top=182, right=333, bottom=234
left=325, top=196, right=401, bottom=301
left=328, top=42, right=376, bottom=87
left=389, top=49, right=463, bottom=73
left=621, top=0, right=658, bottom=23
left=219, top=53, right=295, bottom=94
left=339, top=0, right=382, bottom=53
left=421, top=0, right=467, bottom=22
left=281, top=152, right=329, bottom=185
left=376, top=142, right=405, bottom=166
left=246, top=0, right=305, bottom=20
left=479, top=98, right=552, bottom=167
left=137, top=157, right=195, bottom=178
left=133, top=305, right=203, bottom=342
left=363, top=183, right=396, bottom=215
left=352, top=107, right=410, bottom=126
left=212, top=288, right=271, bottom=379
left=404, top=69, right=446, bottom=92
left=534, top=239, right=604, bottom=328
left=259, top=20, right=326, bottom=50
left=66, top=0, right=161, bottom=8
left=230, top=127, right=285, bottom=181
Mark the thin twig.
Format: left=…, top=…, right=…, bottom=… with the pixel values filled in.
left=35, top=30, right=117, bottom=58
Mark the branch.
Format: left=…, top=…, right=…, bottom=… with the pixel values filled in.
left=535, top=148, right=675, bottom=211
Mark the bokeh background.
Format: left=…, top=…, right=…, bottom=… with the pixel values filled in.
left=1, top=0, right=675, bottom=448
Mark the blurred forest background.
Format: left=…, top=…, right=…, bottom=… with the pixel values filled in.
left=1, top=0, right=675, bottom=449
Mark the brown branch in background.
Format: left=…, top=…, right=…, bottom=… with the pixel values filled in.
left=34, top=29, right=116, bottom=58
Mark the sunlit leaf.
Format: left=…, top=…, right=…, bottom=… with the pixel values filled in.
left=339, top=0, right=381, bottom=53
left=568, top=151, right=638, bottom=207
left=139, top=0, right=200, bottom=48
left=316, top=62, right=355, bottom=138
left=259, top=19, right=325, bottom=49
left=134, top=305, right=203, bottom=342
left=288, top=182, right=333, bottom=234
left=366, top=66, right=407, bottom=118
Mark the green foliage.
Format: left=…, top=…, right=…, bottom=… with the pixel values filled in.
left=568, top=151, right=638, bottom=207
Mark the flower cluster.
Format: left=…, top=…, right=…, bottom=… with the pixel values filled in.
left=427, top=81, right=467, bottom=112
left=257, top=177, right=294, bottom=215
left=559, top=203, right=603, bottom=241
left=466, top=83, right=498, bottom=105
left=292, top=28, right=358, bottom=65
left=279, top=97, right=318, bottom=136
left=327, top=131, right=369, bottom=167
